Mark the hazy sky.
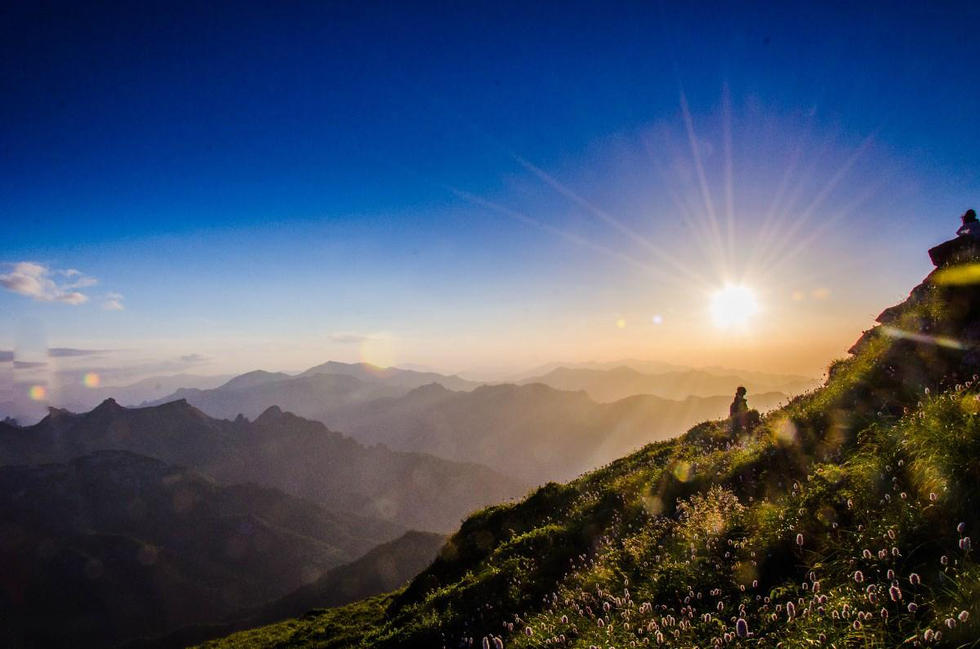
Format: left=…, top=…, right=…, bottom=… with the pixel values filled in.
left=2, top=2, right=979, bottom=384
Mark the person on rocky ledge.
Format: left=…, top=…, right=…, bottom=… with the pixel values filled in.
left=928, top=208, right=980, bottom=267
left=956, top=209, right=979, bottom=238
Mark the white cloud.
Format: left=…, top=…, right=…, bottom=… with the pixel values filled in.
left=0, top=261, right=97, bottom=305
left=329, top=332, right=373, bottom=344
left=102, top=292, right=125, bottom=311
left=58, top=291, right=89, bottom=305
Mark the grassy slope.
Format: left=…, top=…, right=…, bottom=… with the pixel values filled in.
left=200, top=269, right=980, bottom=648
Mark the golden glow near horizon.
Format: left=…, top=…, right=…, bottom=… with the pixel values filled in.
left=28, top=385, right=47, bottom=401
left=83, top=372, right=101, bottom=388
left=709, top=285, right=759, bottom=330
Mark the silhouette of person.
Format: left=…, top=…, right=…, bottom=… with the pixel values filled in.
left=929, top=209, right=980, bottom=267
left=729, top=386, right=748, bottom=436
left=956, top=209, right=980, bottom=238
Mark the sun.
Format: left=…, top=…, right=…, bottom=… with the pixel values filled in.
left=709, top=284, right=759, bottom=329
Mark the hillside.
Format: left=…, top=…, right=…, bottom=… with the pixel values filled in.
left=0, top=400, right=527, bottom=532
left=329, top=383, right=787, bottom=483
left=199, top=264, right=980, bottom=647
left=0, top=451, right=402, bottom=648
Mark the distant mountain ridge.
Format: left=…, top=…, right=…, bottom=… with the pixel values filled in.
left=327, top=382, right=788, bottom=483
left=143, top=361, right=481, bottom=422
left=520, top=365, right=815, bottom=402
left=298, top=361, right=479, bottom=391
left=0, top=399, right=527, bottom=532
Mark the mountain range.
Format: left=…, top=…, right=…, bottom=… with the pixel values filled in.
left=327, top=382, right=788, bottom=483
left=0, top=450, right=403, bottom=648
left=134, top=363, right=793, bottom=484
left=0, top=399, right=526, bottom=532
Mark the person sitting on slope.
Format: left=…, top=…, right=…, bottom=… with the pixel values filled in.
left=729, top=386, right=749, bottom=436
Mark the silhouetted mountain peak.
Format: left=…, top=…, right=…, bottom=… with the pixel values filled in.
left=254, top=404, right=291, bottom=427
left=91, top=397, right=124, bottom=414
left=151, top=397, right=212, bottom=420
left=45, top=406, right=75, bottom=419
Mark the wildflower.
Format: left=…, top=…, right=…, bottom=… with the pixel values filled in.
left=941, top=555, right=949, bottom=565
left=909, top=573, right=921, bottom=585
left=945, top=618, right=956, bottom=629
left=957, top=522, right=966, bottom=534
left=930, top=492, right=938, bottom=502
left=959, top=536, right=971, bottom=551
left=958, top=610, right=969, bottom=622
left=853, top=619, right=862, bottom=630
left=796, top=533, right=804, bottom=546
left=786, top=601, right=796, bottom=619
left=736, top=618, right=748, bottom=638
left=908, top=603, right=918, bottom=613
left=889, top=584, right=902, bottom=601
left=853, top=570, right=864, bottom=583
left=923, top=629, right=935, bottom=642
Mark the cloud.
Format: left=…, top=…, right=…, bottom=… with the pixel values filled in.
left=179, top=353, right=209, bottom=363
left=0, top=351, right=13, bottom=363
left=102, top=292, right=125, bottom=311
left=58, top=291, right=89, bottom=305
left=0, top=261, right=97, bottom=305
left=329, top=332, right=373, bottom=345
left=48, top=348, right=106, bottom=358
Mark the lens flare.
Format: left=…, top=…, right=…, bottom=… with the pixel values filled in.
left=709, top=285, right=759, bottom=329
left=29, top=385, right=47, bottom=401
left=83, top=372, right=101, bottom=388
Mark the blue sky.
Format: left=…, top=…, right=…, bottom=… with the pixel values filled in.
left=2, top=1, right=979, bottom=382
